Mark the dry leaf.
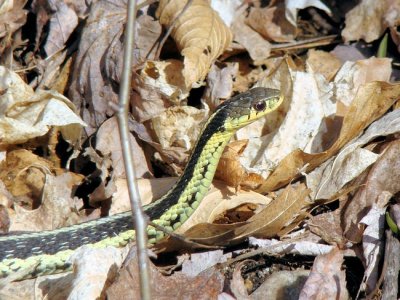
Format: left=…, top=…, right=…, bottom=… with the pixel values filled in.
left=231, top=5, right=272, bottom=62
left=9, top=172, right=82, bottom=232
left=95, top=116, right=151, bottom=179
left=182, top=250, right=230, bottom=277
left=334, top=58, right=392, bottom=107
left=232, top=183, right=311, bottom=241
left=0, top=0, right=27, bottom=39
left=215, top=140, right=249, bottom=188
left=229, top=260, right=251, bottom=299
left=343, top=139, right=400, bottom=243
left=246, top=2, right=296, bottom=43
left=307, top=109, right=400, bottom=200
left=68, top=0, right=125, bottom=134
left=299, top=247, right=349, bottom=300
left=157, top=0, right=232, bottom=89
left=107, top=249, right=224, bottom=299
left=360, top=192, right=391, bottom=293
left=0, top=67, right=86, bottom=148
left=258, top=81, right=400, bottom=193
left=251, top=270, right=310, bottom=300
left=306, top=49, right=343, bottom=81
left=152, top=105, right=209, bottom=151
left=342, top=0, right=400, bottom=43
left=138, top=59, right=187, bottom=106
left=308, top=210, right=346, bottom=246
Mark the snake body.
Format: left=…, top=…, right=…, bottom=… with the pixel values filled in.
left=0, top=87, right=282, bottom=280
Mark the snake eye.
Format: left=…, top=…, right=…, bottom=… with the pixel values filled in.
left=253, top=101, right=266, bottom=112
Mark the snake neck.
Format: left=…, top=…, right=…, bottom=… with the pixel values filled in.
left=145, top=129, right=233, bottom=243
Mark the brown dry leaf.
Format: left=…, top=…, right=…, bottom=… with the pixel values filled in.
left=32, top=0, right=79, bottom=56
left=308, top=210, right=346, bottom=246
left=306, top=49, right=343, bottom=81
left=156, top=0, right=232, bottom=89
left=95, top=116, right=151, bottom=179
left=246, top=2, right=296, bottom=43
left=343, top=139, right=400, bottom=243
left=182, top=250, right=231, bottom=277
left=299, top=247, right=348, bottom=300
left=107, top=249, right=224, bottom=299
left=202, top=62, right=238, bottom=110
left=110, top=177, right=177, bottom=215
left=232, top=183, right=312, bottom=241
left=68, top=0, right=125, bottom=135
left=259, top=81, right=400, bottom=193
left=231, top=5, right=272, bottom=62
left=215, top=140, right=249, bottom=188
left=342, top=0, right=400, bottom=43
left=0, top=0, right=27, bottom=39
left=9, top=172, right=82, bottom=232
left=0, top=149, right=51, bottom=201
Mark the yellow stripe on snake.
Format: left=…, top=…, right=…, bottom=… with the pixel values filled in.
left=0, top=87, right=283, bottom=280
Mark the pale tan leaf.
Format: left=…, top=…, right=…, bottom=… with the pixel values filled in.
left=0, top=67, right=86, bottom=148
left=299, top=247, right=349, bottom=300
left=157, top=0, right=233, bottom=88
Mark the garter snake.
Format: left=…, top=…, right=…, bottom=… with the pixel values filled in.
left=0, top=87, right=283, bottom=280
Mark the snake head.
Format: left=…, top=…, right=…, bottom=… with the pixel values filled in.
left=220, top=87, right=283, bottom=132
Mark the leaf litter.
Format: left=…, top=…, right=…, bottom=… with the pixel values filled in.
left=1, top=0, right=400, bottom=299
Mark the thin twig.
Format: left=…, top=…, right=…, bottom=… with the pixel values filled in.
left=117, top=0, right=151, bottom=299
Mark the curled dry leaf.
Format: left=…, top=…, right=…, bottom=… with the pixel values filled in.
left=258, top=81, right=400, bottom=193
left=299, top=247, right=348, bottom=300
left=229, top=260, right=251, bottom=299
left=0, top=149, right=51, bottom=201
left=156, top=0, right=232, bottom=89
left=215, top=140, right=263, bottom=190
left=0, top=67, right=86, bottom=149
left=343, top=139, right=400, bottom=243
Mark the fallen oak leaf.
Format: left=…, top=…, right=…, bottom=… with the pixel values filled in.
left=156, top=0, right=232, bottom=89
